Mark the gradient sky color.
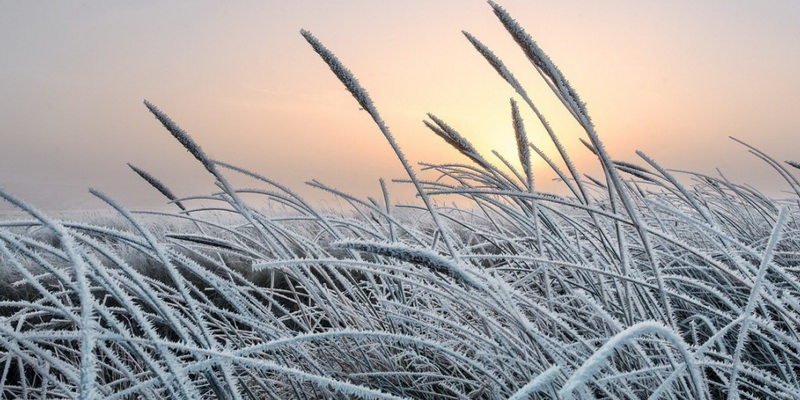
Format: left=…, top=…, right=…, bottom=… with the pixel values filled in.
left=1, top=1, right=799, bottom=211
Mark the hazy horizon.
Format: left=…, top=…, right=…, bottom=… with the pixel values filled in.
left=2, top=0, right=799, bottom=211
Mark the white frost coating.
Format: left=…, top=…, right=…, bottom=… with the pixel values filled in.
left=559, top=320, right=706, bottom=400
left=127, top=163, right=186, bottom=211
left=0, top=4, right=797, bottom=399
left=425, top=113, right=480, bottom=161
left=462, top=31, right=528, bottom=102
left=333, top=240, right=484, bottom=291
left=463, top=28, right=589, bottom=203
left=300, top=30, right=374, bottom=113
left=487, top=1, right=588, bottom=122
left=0, top=189, right=99, bottom=400
left=143, top=100, right=217, bottom=175
left=301, top=29, right=460, bottom=259
left=510, top=99, right=532, bottom=191
left=507, top=365, right=560, bottom=400
left=490, top=0, right=676, bottom=328
left=728, top=207, right=790, bottom=400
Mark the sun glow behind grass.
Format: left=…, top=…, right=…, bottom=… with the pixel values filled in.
left=2, top=1, right=800, bottom=209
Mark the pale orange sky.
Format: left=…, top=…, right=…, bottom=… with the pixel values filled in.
left=1, top=1, right=799, bottom=210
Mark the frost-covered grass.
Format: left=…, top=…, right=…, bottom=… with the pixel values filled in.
left=2, top=2, right=800, bottom=399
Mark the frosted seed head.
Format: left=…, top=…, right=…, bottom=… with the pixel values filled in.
left=127, top=163, right=186, bottom=210
left=301, top=29, right=374, bottom=113
left=143, top=100, right=217, bottom=175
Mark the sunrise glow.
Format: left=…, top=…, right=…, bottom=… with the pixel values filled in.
left=1, top=1, right=798, bottom=209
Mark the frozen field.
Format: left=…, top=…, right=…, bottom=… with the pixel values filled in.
left=1, top=2, right=799, bottom=399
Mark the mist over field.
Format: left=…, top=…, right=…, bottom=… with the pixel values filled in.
left=1, top=2, right=799, bottom=399
left=1, top=0, right=799, bottom=210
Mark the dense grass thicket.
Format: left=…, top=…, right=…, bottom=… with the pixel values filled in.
left=2, top=2, right=799, bottom=399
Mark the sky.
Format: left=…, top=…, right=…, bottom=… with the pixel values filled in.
left=1, top=1, right=799, bottom=211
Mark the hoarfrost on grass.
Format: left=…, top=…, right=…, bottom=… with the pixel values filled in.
left=1, top=2, right=799, bottom=399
